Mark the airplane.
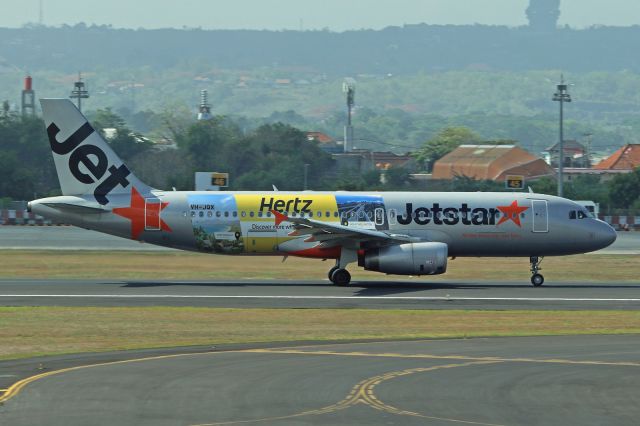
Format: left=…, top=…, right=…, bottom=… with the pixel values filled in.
left=28, top=99, right=617, bottom=287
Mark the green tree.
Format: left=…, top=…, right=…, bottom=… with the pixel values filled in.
left=531, top=176, right=558, bottom=195
left=415, top=127, right=482, bottom=172
left=608, top=168, right=640, bottom=209
left=383, top=166, right=411, bottom=189
left=90, top=108, right=152, bottom=160
left=564, top=175, right=609, bottom=208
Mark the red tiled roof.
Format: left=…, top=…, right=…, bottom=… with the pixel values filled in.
left=433, top=145, right=554, bottom=180
left=594, top=144, right=640, bottom=170
left=306, top=131, right=334, bottom=144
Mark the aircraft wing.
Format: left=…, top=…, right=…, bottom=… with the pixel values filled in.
left=272, top=210, right=417, bottom=248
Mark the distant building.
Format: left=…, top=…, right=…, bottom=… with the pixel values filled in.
left=526, top=0, right=560, bottom=31
left=543, top=140, right=589, bottom=168
left=561, top=168, right=629, bottom=183
left=331, top=150, right=415, bottom=173
left=594, top=144, right=640, bottom=171
left=306, top=131, right=342, bottom=154
left=433, top=144, right=555, bottom=182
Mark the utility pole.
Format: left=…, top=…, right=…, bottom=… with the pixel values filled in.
left=303, top=163, right=309, bottom=190
left=69, top=72, right=89, bottom=112
left=552, top=74, right=571, bottom=197
left=342, top=78, right=356, bottom=153
left=583, top=132, right=593, bottom=168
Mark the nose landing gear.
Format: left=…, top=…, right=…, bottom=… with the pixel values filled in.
left=530, top=256, right=544, bottom=287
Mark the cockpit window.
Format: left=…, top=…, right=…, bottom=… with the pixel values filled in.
left=570, top=210, right=588, bottom=220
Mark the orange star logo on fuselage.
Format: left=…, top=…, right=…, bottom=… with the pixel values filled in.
left=112, top=187, right=172, bottom=239
left=496, top=200, right=529, bottom=227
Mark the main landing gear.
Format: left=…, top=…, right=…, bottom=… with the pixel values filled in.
left=328, top=264, right=351, bottom=286
left=328, top=248, right=357, bottom=286
left=329, top=266, right=351, bottom=287
left=530, top=256, right=544, bottom=287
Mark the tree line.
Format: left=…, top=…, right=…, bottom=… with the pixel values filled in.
left=1, top=110, right=638, bottom=214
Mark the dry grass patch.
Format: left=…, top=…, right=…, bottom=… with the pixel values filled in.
left=1, top=307, right=640, bottom=360
left=0, top=250, right=638, bottom=282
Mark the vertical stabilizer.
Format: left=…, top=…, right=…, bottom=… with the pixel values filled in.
left=40, top=98, right=150, bottom=206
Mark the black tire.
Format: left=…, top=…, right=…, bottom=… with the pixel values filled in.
left=330, top=269, right=351, bottom=286
left=531, top=274, right=544, bottom=287
left=328, top=266, right=339, bottom=280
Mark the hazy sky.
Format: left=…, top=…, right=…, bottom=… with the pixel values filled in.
left=2, top=0, right=639, bottom=30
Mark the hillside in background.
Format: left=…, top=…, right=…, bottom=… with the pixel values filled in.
left=1, top=24, right=640, bottom=156
left=2, top=24, right=640, bottom=74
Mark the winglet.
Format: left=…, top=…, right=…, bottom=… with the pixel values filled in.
left=272, top=210, right=287, bottom=226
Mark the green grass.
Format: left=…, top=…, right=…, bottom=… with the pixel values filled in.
left=0, top=250, right=638, bottom=282
left=1, top=307, right=640, bottom=360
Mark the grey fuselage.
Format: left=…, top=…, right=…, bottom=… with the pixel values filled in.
left=31, top=191, right=617, bottom=258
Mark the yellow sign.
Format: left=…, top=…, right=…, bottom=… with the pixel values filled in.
left=506, top=175, right=525, bottom=190
left=211, top=173, right=228, bottom=188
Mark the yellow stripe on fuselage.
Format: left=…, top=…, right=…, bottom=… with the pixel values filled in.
left=234, top=194, right=338, bottom=220
left=234, top=194, right=338, bottom=253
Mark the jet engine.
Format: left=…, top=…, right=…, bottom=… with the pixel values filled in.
left=359, top=242, right=448, bottom=275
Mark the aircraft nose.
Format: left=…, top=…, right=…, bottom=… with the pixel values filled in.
left=596, top=221, right=617, bottom=248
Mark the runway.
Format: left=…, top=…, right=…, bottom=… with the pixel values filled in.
left=1, top=335, right=639, bottom=425
left=1, top=278, right=640, bottom=310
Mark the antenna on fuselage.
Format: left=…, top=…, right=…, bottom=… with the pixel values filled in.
left=272, top=184, right=279, bottom=191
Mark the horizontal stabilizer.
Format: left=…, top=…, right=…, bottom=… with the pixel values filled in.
left=42, top=203, right=110, bottom=214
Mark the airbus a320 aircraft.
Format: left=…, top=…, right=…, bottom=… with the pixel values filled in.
left=29, top=99, right=617, bottom=286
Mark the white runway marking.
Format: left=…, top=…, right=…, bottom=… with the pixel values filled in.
left=0, top=294, right=639, bottom=302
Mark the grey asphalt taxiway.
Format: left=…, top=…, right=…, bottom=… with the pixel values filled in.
left=1, top=335, right=640, bottom=426
left=1, top=278, right=639, bottom=310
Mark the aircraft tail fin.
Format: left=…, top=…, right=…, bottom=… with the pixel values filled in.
left=40, top=98, right=151, bottom=206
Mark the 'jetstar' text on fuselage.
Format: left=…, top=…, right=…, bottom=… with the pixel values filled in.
left=397, top=203, right=500, bottom=226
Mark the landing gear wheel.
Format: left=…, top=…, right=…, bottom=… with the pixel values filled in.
left=529, top=256, right=544, bottom=287
left=330, top=269, right=351, bottom=286
left=531, top=273, right=544, bottom=287
left=328, top=265, right=339, bottom=280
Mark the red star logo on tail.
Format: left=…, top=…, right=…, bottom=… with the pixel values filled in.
left=112, top=187, right=172, bottom=239
left=496, top=200, right=529, bottom=227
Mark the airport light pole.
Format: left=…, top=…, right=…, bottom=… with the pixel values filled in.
left=553, top=74, right=571, bottom=198
left=342, top=78, right=356, bottom=153
left=303, top=163, right=309, bottom=190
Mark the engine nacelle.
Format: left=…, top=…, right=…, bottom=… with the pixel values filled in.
left=360, top=242, right=448, bottom=275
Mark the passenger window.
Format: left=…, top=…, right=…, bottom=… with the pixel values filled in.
left=241, top=211, right=246, bottom=217
left=569, top=211, right=577, bottom=220
left=233, top=211, right=238, bottom=217
left=199, top=211, right=204, bottom=218
left=224, top=211, right=229, bottom=217
left=215, top=211, right=221, bottom=217
left=258, top=212, right=263, bottom=217
left=266, top=212, right=272, bottom=217
left=191, top=211, right=196, bottom=217
left=250, top=212, right=255, bottom=217
left=207, top=211, right=213, bottom=217
left=388, top=209, right=397, bottom=225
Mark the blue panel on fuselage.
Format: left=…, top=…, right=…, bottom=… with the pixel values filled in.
left=335, top=194, right=387, bottom=230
